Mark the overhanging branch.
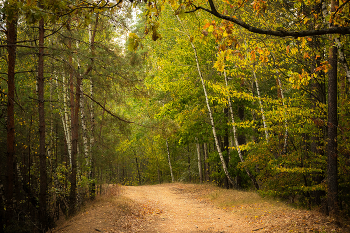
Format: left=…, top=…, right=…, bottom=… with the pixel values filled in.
left=83, top=93, right=134, bottom=123
left=187, top=0, right=350, bottom=37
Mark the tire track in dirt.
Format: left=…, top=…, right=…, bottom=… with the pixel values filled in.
left=122, top=183, right=255, bottom=233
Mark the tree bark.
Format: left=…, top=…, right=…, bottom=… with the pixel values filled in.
left=88, top=15, right=99, bottom=199
left=203, top=143, right=210, bottom=181
left=166, top=139, right=174, bottom=182
left=38, top=16, right=48, bottom=230
left=327, top=0, right=339, bottom=218
left=253, top=70, right=269, bottom=142
left=5, top=12, right=17, bottom=225
left=68, top=23, right=77, bottom=216
left=195, top=139, right=203, bottom=184
left=80, top=90, right=90, bottom=167
left=276, top=75, right=288, bottom=154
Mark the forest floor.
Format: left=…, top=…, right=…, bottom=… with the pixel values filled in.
left=50, top=183, right=349, bottom=233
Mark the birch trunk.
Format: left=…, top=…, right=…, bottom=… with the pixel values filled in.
left=75, top=41, right=90, bottom=168
left=195, top=139, right=203, bottom=184
left=203, top=143, right=210, bottom=182
left=276, top=76, right=288, bottom=154
left=175, top=14, right=235, bottom=186
left=224, top=70, right=259, bottom=190
left=88, top=76, right=96, bottom=199
left=80, top=91, right=90, bottom=166
left=166, top=139, right=174, bottom=182
left=253, top=70, right=269, bottom=142
left=61, top=75, right=72, bottom=164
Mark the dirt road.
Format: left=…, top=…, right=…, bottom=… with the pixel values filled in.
left=122, top=183, right=259, bottom=233
left=51, top=183, right=346, bottom=233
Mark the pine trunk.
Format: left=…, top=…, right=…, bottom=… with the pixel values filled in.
left=38, top=17, right=48, bottom=230
left=5, top=13, right=17, bottom=225
left=327, top=41, right=339, bottom=218
left=327, top=0, right=339, bottom=218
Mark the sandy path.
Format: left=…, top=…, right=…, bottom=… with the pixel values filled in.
left=122, top=183, right=255, bottom=233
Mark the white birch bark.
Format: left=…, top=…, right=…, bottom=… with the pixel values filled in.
left=75, top=41, right=90, bottom=167
left=80, top=90, right=90, bottom=166
left=57, top=74, right=72, bottom=165
left=195, top=138, right=203, bottom=183
left=203, top=143, right=209, bottom=181
left=166, top=139, right=174, bottom=182
left=87, top=16, right=99, bottom=181
left=276, top=75, right=288, bottom=154
left=224, top=70, right=259, bottom=189
left=89, top=78, right=95, bottom=179
left=175, top=14, right=235, bottom=186
left=253, top=70, right=269, bottom=142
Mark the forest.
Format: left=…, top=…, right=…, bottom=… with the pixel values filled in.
left=0, top=0, right=349, bottom=232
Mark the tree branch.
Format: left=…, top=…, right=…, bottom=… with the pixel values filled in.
left=187, top=0, right=350, bottom=37
left=83, top=93, right=134, bottom=123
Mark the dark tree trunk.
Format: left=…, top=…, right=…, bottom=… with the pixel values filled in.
left=327, top=0, right=339, bottom=218
left=135, top=152, right=142, bottom=185
left=327, top=43, right=338, bottom=217
left=5, top=14, right=17, bottom=226
left=38, top=17, right=49, bottom=230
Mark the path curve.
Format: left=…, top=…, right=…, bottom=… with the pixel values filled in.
left=122, top=183, right=254, bottom=233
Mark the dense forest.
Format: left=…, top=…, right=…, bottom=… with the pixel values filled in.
left=0, top=0, right=349, bottom=232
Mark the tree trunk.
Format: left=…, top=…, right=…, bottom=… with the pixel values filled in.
left=203, top=143, right=210, bottom=182
left=166, top=139, right=174, bottom=182
left=253, top=70, right=269, bottom=142
left=88, top=15, right=99, bottom=199
left=134, top=150, right=142, bottom=185
left=195, top=139, right=203, bottom=184
left=188, top=147, right=191, bottom=182
left=68, top=24, right=77, bottom=216
left=276, top=75, right=288, bottom=154
left=80, top=91, right=90, bottom=167
left=38, top=17, right=48, bottom=230
left=89, top=80, right=96, bottom=199
left=5, top=13, right=17, bottom=225
left=327, top=0, right=339, bottom=218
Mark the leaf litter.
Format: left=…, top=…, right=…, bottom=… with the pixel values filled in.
left=50, top=183, right=349, bottom=233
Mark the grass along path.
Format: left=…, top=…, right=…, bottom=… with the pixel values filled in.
left=51, top=183, right=348, bottom=232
